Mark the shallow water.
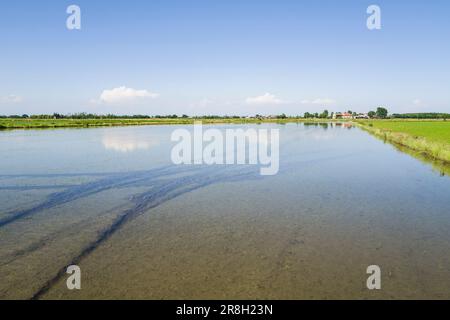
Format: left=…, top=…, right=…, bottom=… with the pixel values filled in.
left=0, top=123, right=449, bottom=299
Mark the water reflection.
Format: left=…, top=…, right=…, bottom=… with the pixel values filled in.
left=286, top=123, right=354, bottom=142
left=360, top=127, right=450, bottom=177
left=102, top=133, right=159, bottom=152
left=387, top=139, right=450, bottom=177
left=302, top=122, right=354, bottom=129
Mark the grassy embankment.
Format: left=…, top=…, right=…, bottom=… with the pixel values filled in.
left=0, top=118, right=194, bottom=129
left=357, top=120, right=450, bottom=163
left=0, top=117, right=339, bottom=130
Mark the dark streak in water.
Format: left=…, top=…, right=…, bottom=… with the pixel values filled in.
left=0, top=166, right=193, bottom=227
left=0, top=172, right=123, bottom=179
left=0, top=154, right=356, bottom=228
left=30, top=166, right=260, bottom=300
left=2, top=155, right=355, bottom=299
left=0, top=185, right=79, bottom=191
left=0, top=203, right=131, bottom=267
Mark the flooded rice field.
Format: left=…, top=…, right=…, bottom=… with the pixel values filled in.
left=1, top=123, right=450, bottom=299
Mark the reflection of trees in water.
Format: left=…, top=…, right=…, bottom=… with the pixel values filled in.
left=392, top=143, right=450, bottom=177
left=302, top=122, right=354, bottom=130
left=361, top=130, right=450, bottom=177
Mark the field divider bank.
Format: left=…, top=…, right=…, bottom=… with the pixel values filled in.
left=356, top=121, right=450, bottom=164
left=0, top=118, right=349, bottom=130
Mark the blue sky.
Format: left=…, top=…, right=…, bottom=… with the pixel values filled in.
left=0, top=0, right=449, bottom=115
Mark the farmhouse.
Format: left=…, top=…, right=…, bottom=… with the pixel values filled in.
left=354, top=113, right=369, bottom=119
left=333, top=112, right=353, bottom=119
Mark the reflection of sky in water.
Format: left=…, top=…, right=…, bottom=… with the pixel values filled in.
left=102, top=133, right=160, bottom=153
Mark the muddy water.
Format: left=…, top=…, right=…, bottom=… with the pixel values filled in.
left=0, top=123, right=449, bottom=299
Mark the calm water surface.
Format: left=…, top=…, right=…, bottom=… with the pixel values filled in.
left=1, top=123, right=449, bottom=299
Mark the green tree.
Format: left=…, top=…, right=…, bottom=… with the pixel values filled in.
left=368, top=111, right=376, bottom=118
left=320, top=110, right=329, bottom=118
left=376, top=107, right=388, bottom=118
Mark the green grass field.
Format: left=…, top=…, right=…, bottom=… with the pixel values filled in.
left=362, top=120, right=450, bottom=145
left=358, top=120, right=450, bottom=163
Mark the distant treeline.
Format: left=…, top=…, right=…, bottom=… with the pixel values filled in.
left=391, top=113, right=450, bottom=119
left=1, top=112, right=449, bottom=120
left=0, top=113, right=184, bottom=119
left=0, top=113, right=286, bottom=119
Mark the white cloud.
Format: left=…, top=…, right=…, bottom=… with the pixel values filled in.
left=300, top=98, right=335, bottom=105
left=0, top=95, right=23, bottom=104
left=97, top=86, right=159, bottom=104
left=412, top=99, right=422, bottom=106
left=245, top=93, right=287, bottom=105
